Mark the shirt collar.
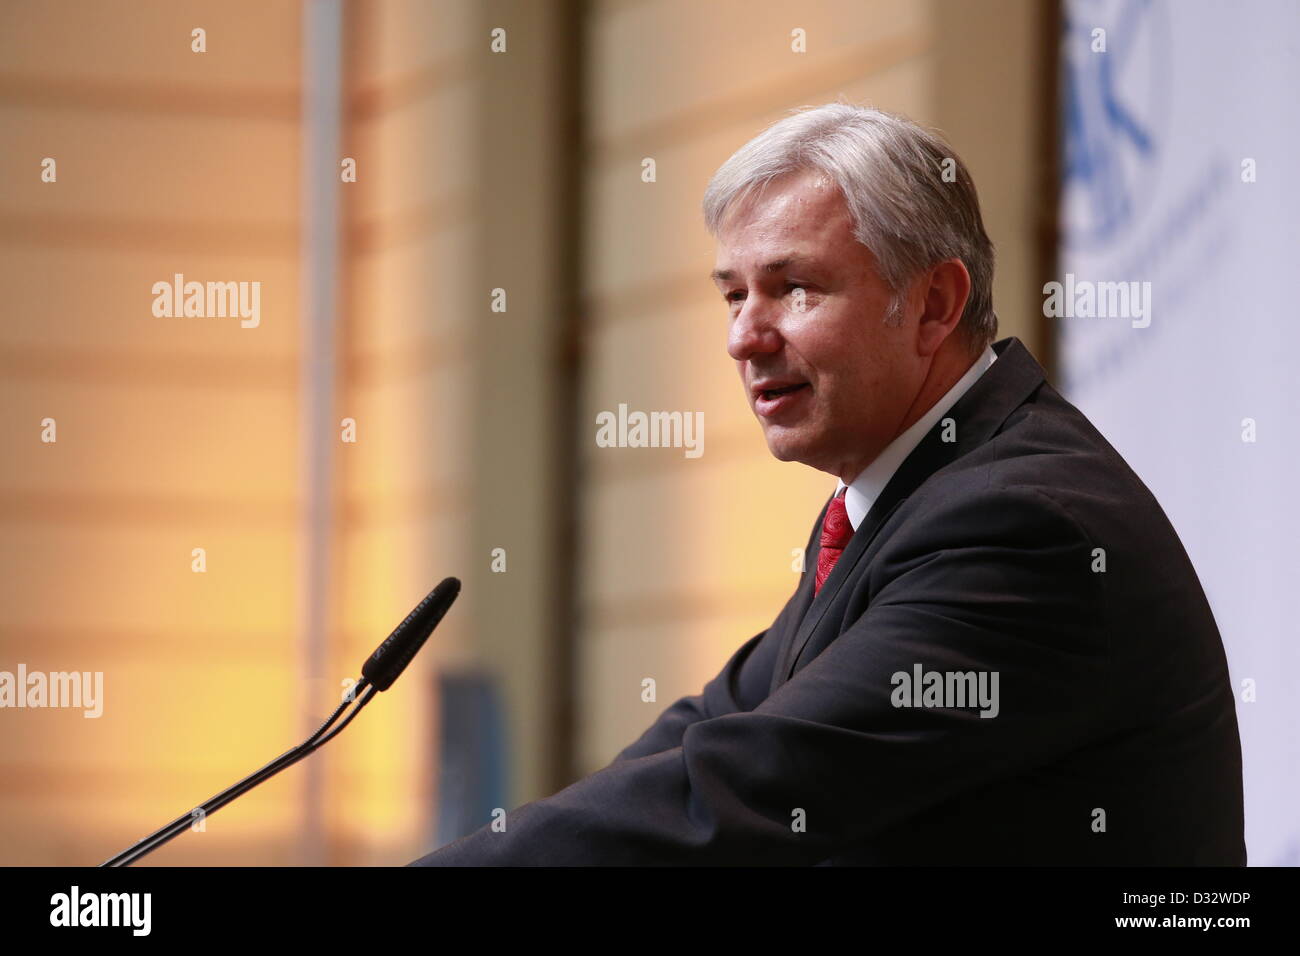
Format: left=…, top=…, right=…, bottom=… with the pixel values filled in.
left=835, top=345, right=997, bottom=530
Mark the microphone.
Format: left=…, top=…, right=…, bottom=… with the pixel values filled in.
left=363, top=576, right=460, bottom=691
left=99, top=577, right=462, bottom=867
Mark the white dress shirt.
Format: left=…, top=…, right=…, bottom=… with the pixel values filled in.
left=835, top=346, right=997, bottom=530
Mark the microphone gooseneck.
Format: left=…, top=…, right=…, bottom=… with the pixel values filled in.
left=99, top=577, right=461, bottom=867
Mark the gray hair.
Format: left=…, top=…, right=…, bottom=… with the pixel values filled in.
left=701, top=102, right=997, bottom=353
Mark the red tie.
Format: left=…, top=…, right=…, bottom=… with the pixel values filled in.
left=815, top=490, right=853, bottom=594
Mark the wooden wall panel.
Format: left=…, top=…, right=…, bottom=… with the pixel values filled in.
left=0, top=0, right=303, bottom=865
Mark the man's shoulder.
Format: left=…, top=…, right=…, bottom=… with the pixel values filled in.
left=904, top=380, right=1170, bottom=544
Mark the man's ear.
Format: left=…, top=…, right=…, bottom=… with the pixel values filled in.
left=916, top=258, right=971, bottom=355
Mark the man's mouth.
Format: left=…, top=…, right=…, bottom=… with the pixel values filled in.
left=753, top=380, right=812, bottom=418
left=756, top=382, right=810, bottom=401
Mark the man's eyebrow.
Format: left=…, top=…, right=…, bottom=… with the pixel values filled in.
left=709, top=257, right=812, bottom=283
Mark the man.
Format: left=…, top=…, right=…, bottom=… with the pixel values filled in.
left=410, top=103, right=1245, bottom=865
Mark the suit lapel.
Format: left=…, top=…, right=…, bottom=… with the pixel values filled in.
left=768, top=499, right=824, bottom=695
left=777, top=494, right=903, bottom=681
left=775, top=336, right=1048, bottom=684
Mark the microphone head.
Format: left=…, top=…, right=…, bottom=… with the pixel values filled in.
left=361, top=577, right=461, bottom=691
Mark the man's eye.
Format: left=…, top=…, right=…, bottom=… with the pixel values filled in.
left=725, top=291, right=745, bottom=303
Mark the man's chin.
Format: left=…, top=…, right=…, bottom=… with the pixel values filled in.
left=762, top=429, right=811, bottom=465
left=762, top=428, right=842, bottom=476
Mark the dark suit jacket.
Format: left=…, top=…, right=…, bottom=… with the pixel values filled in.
left=410, top=336, right=1246, bottom=865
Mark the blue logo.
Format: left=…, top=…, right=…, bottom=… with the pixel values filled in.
left=1061, top=0, right=1171, bottom=249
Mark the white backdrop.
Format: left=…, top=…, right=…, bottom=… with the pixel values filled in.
left=1058, top=0, right=1299, bottom=865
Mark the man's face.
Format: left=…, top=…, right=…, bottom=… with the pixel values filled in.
left=711, top=169, right=925, bottom=482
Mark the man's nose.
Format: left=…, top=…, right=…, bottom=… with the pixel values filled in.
left=727, top=295, right=782, bottom=362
